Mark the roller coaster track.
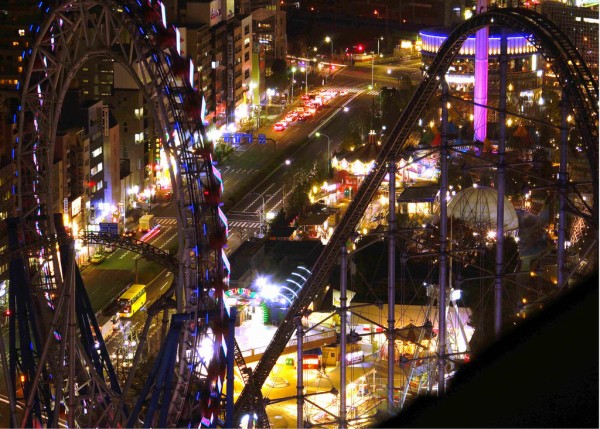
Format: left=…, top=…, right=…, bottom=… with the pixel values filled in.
left=81, top=231, right=178, bottom=272
left=11, top=0, right=230, bottom=426
left=233, top=7, right=598, bottom=423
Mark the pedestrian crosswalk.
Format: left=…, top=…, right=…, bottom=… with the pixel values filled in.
left=228, top=220, right=260, bottom=229
left=155, top=217, right=260, bottom=230
left=219, top=166, right=260, bottom=175
left=155, top=217, right=178, bottom=226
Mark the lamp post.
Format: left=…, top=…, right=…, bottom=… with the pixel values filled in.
left=371, top=37, right=383, bottom=90
left=325, top=36, right=333, bottom=80
left=371, top=51, right=375, bottom=89
left=259, top=194, right=266, bottom=238
left=315, top=132, right=331, bottom=177
left=291, top=66, right=297, bottom=102
left=251, top=192, right=271, bottom=237
left=300, top=66, right=308, bottom=95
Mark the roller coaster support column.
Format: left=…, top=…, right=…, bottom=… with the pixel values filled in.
left=387, top=160, right=396, bottom=413
left=7, top=218, right=47, bottom=428
left=340, top=244, right=348, bottom=428
left=295, top=315, right=304, bottom=428
left=495, top=31, right=508, bottom=336
left=126, top=313, right=190, bottom=427
left=67, top=241, right=77, bottom=429
left=21, top=240, right=78, bottom=428
left=0, top=310, right=16, bottom=426
left=438, top=77, right=449, bottom=394
left=557, top=91, right=569, bottom=288
left=473, top=0, right=489, bottom=141
left=225, top=307, right=237, bottom=428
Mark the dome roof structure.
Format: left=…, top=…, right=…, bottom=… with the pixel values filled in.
left=446, top=186, right=519, bottom=232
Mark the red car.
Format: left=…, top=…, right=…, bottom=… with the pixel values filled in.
left=273, top=122, right=286, bottom=131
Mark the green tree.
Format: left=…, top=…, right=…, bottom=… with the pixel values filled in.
left=349, top=111, right=372, bottom=144
left=267, top=58, right=289, bottom=93
left=213, top=143, right=235, bottom=163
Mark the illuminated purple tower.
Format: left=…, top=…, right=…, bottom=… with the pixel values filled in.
left=474, top=0, right=489, bottom=142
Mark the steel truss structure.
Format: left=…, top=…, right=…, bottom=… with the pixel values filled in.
left=7, top=0, right=234, bottom=427
left=233, top=7, right=598, bottom=426
left=2, top=3, right=597, bottom=428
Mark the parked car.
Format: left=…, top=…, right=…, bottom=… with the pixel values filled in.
left=90, top=253, right=105, bottom=264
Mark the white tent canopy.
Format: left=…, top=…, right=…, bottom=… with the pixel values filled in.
left=446, top=186, right=519, bottom=233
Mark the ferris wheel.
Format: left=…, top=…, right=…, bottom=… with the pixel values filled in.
left=10, top=0, right=229, bottom=426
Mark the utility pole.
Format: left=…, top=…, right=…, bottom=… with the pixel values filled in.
left=291, top=66, right=296, bottom=103
left=371, top=52, right=375, bottom=89
left=295, top=316, right=304, bottom=428
left=315, top=132, right=331, bottom=177
left=325, top=36, right=333, bottom=80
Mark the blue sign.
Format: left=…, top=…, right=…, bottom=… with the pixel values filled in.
left=258, top=134, right=267, bottom=145
left=232, top=133, right=254, bottom=145
left=99, top=222, right=119, bottom=235
left=222, top=133, right=232, bottom=143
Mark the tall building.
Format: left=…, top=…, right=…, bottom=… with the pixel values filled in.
left=0, top=0, right=35, bottom=96
left=78, top=58, right=115, bottom=98
left=541, top=1, right=599, bottom=79
left=59, top=93, right=121, bottom=227
left=109, top=64, right=150, bottom=191
left=238, top=0, right=278, bottom=14
left=252, top=6, right=287, bottom=74
left=0, top=96, right=14, bottom=291
left=168, top=0, right=254, bottom=128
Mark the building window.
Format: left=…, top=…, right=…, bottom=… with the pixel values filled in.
left=244, top=25, right=250, bottom=35
left=245, top=52, right=250, bottom=62
left=92, top=147, right=102, bottom=158
left=91, top=162, right=103, bottom=176
left=244, top=69, right=250, bottom=79
left=123, top=121, right=128, bottom=133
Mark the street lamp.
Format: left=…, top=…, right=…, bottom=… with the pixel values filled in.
left=251, top=192, right=271, bottom=238
left=371, top=51, right=374, bottom=89
left=291, top=66, right=297, bottom=102
left=300, top=66, right=308, bottom=95
left=315, top=132, right=331, bottom=177
left=325, top=36, right=333, bottom=80
left=371, top=37, right=383, bottom=90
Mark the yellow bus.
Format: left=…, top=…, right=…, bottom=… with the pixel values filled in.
left=118, top=284, right=147, bottom=318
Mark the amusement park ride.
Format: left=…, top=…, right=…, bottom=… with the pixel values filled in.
left=1, top=0, right=597, bottom=427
